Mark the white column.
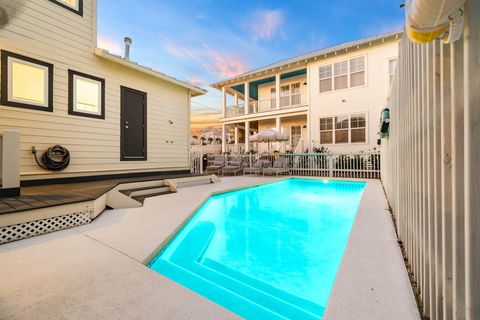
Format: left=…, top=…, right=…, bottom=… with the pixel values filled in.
left=244, top=82, right=250, bottom=115
left=235, top=127, right=238, bottom=148
left=275, top=74, right=281, bottom=109
left=222, top=87, right=227, bottom=118
left=245, top=121, right=250, bottom=153
left=234, top=93, right=238, bottom=107
left=221, top=123, right=226, bottom=153
left=276, top=117, right=281, bottom=151
left=306, top=66, right=312, bottom=153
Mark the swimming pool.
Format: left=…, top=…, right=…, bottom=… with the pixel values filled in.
left=149, top=178, right=366, bottom=319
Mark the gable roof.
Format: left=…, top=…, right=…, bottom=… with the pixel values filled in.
left=94, top=48, right=207, bottom=97
left=211, top=30, right=403, bottom=89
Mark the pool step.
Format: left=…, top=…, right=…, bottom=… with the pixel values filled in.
left=161, top=223, right=322, bottom=320
left=202, top=258, right=325, bottom=316
left=156, top=259, right=290, bottom=320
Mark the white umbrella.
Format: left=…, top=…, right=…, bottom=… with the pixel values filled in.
left=249, top=129, right=289, bottom=142
left=249, top=129, right=289, bottom=153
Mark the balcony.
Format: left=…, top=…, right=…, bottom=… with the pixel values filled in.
left=225, top=93, right=307, bottom=118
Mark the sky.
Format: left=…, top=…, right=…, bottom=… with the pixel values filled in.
left=97, top=0, right=404, bottom=134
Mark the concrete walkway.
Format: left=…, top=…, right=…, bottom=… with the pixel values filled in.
left=0, top=177, right=420, bottom=320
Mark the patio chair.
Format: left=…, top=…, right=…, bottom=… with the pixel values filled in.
left=221, top=157, right=244, bottom=176
left=206, top=156, right=225, bottom=174
left=263, top=158, right=290, bottom=176
left=244, top=159, right=270, bottom=176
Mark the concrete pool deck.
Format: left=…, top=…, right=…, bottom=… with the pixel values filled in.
left=0, top=177, right=420, bottom=320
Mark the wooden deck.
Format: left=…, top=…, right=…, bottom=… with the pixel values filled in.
left=0, top=173, right=194, bottom=215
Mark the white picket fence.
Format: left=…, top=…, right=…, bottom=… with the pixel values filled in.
left=191, top=151, right=380, bottom=179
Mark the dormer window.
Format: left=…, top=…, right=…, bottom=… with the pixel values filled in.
left=49, top=0, right=83, bottom=16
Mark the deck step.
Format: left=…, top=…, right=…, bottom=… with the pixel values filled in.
left=120, top=185, right=170, bottom=197
left=131, top=191, right=174, bottom=203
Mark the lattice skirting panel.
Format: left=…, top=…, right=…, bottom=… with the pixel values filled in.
left=168, top=175, right=220, bottom=190
left=0, top=210, right=92, bottom=244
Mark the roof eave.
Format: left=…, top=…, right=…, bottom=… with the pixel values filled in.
left=94, top=48, right=207, bottom=97
left=210, top=31, right=403, bottom=89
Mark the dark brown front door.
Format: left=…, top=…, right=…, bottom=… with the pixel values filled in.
left=120, top=86, right=147, bottom=161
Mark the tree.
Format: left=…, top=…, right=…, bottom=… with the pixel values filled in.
left=200, top=137, right=206, bottom=145
left=192, top=135, right=198, bottom=140
left=207, top=137, right=214, bottom=144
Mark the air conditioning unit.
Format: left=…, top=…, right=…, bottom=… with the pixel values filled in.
left=0, top=130, right=20, bottom=198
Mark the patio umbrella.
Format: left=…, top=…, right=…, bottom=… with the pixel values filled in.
left=248, top=129, right=289, bottom=142
left=249, top=129, right=289, bottom=153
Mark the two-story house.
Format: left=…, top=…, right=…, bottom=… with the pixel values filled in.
left=211, top=31, right=401, bottom=154
left=0, top=0, right=205, bottom=187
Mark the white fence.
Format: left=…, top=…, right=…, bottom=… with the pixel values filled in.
left=381, top=2, right=480, bottom=319
left=191, top=151, right=380, bottom=179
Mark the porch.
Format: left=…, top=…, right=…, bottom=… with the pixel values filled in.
left=220, top=68, right=308, bottom=119
left=222, top=114, right=309, bottom=154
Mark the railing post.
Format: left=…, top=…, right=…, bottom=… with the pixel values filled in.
left=199, top=150, right=203, bottom=174
left=328, top=155, right=333, bottom=177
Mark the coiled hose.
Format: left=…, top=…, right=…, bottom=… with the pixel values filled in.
left=32, top=145, right=70, bottom=171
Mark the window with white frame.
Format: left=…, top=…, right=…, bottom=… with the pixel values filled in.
left=319, top=113, right=367, bottom=144
left=334, top=61, right=348, bottom=90
left=68, top=70, right=105, bottom=119
left=319, top=117, right=333, bottom=144
left=291, top=125, right=302, bottom=147
left=319, top=56, right=366, bottom=93
left=49, top=0, right=83, bottom=15
left=280, top=84, right=290, bottom=107
left=388, top=58, right=398, bottom=85
left=319, top=65, right=332, bottom=93
left=1, top=51, right=53, bottom=111
left=270, top=88, right=276, bottom=109
left=350, top=57, right=366, bottom=87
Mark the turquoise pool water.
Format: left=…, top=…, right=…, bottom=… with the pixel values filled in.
left=149, top=178, right=366, bottom=319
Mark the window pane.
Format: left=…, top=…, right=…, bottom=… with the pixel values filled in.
left=350, top=114, right=366, bottom=128
left=334, top=75, right=348, bottom=90
left=291, top=125, right=302, bottom=146
left=59, top=0, right=78, bottom=9
left=351, top=128, right=366, bottom=143
left=319, top=65, right=332, bottom=79
left=320, top=117, right=333, bottom=130
left=334, top=61, right=348, bottom=76
left=350, top=71, right=365, bottom=87
left=75, top=76, right=101, bottom=114
left=335, top=130, right=349, bottom=143
left=11, top=60, right=47, bottom=106
left=280, top=85, right=290, bottom=107
left=270, top=88, right=276, bottom=108
left=320, top=131, right=333, bottom=144
left=291, top=83, right=301, bottom=105
left=335, top=115, right=349, bottom=129
left=320, top=79, right=332, bottom=92
left=350, top=57, right=365, bottom=73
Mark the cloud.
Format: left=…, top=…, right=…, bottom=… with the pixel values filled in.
left=97, top=35, right=123, bottom=55
left=202, top=50, right=248, bottom=78
left=245, top=9, right=285, bottom=41
left=162, top=39, right=248, bottom=79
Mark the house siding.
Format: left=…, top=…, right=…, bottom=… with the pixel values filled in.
left=0, top=0, right=192, bottom=181
left=308, top=41, right=399, bottom=152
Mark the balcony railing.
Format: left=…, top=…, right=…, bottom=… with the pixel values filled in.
left=225, top=93, right=307, bottom=118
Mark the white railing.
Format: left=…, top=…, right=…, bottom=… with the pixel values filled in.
left=226, top=93, right=307, bottom=117
left=225, top=103, right=245, bottom=117
left=191, top=151, right=380, bottom=179
left=381, top=3, right=480, bottom=319
left=284, top=152, right=380, bottom=178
